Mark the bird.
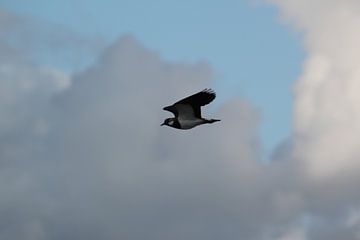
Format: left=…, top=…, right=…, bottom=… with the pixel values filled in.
left=161, top=89, right=220, bottom=130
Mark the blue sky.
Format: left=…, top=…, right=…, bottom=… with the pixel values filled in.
left=1, top=0, right=303, bottom=158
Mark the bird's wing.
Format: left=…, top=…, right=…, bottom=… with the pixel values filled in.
left=175, top=89, right=216, bottom=118
left=175, top=89, right=216, bottom=106
left=163, top=103, right=196, bottom=119
left=174, top=104, right=196, bottom=120
left=163, top=89, right=216, bottom=119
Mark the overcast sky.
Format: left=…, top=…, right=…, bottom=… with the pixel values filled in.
left=1, top=0, right=360, bottom=239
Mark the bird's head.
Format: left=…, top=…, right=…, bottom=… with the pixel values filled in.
left=161, top=118, right=175, bottom=127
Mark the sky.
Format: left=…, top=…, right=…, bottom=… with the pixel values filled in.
left=1, top=0, right=360, bottom=240
left=0, top=0, right=303, bottom=158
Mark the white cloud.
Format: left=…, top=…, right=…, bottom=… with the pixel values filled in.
left=271, top=0, right=360, bottom=186
left=270, top=0, right=360, bottom=238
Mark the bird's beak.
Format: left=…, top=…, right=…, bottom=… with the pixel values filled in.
left=161, top=123, right=165, bottom=126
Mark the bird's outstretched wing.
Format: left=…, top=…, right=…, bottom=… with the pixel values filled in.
left=174, top=88, right=216, bottom=107
left=163, top=89, right=216, bottom=118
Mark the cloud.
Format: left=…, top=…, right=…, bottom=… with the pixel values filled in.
left=270, top=0, right=360, bottom=238
left=4, top=1, right=360, bottom=238
left=0, top=13, right=299, bottom=239
left=40, top=36, right=300, bottom=240
left=0, top=9, right=105, bottom=71
left=271, top=0, right=360, bottom=178
left=0, top=28, right=70, bottom=157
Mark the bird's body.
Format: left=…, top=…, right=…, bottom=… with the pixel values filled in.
left=161, top=89, right=220, bottom=130
left=177, top=118, right=206, bottom=129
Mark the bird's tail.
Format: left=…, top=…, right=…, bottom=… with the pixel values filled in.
left=205, top=119, right=221, bottom=124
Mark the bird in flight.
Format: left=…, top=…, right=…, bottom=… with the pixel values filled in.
left=161, top=89, right=220, bottom=130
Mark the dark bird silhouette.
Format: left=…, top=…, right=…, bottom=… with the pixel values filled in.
left=161, top=89, right=220, bottom=129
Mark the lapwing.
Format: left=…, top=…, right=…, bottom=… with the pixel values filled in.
left=161, top=89, right=220, bottom=130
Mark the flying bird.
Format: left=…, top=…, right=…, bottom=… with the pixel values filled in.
left=161, top=89, right=220, bottom=130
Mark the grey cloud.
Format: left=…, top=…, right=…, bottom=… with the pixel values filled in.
left=45, top=36, right=289, bottom=240
left=0, top=23, right=301, bottom=239
left=12, top=2, right=360, bottom=238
